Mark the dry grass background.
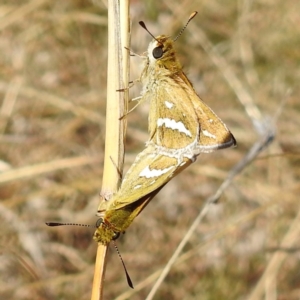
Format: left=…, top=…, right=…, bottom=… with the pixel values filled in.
left=0, top=0, right=299, bottom=299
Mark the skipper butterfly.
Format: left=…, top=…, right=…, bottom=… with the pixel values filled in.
left=94, top=12, right=236, bottom=245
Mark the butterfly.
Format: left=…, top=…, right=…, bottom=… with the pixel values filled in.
left=139, top=22, right=236, bottom=160
left=94, top=144, right=193, bottom=244
left=94, top=12, right=236, bottom=245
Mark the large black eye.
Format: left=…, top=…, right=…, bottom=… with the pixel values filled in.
left=112, top=231, right=121, bottom=241
left=152, top=46, right=163, bottom=59
left=96, top=218, right=103, bottom=228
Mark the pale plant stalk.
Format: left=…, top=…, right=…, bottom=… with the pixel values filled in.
left=91, top=1, right=129, bottom=299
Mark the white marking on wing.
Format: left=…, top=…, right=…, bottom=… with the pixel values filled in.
left=202, top=129, right=216, bottom=139
left=133, top=184, right=142, bottom=190
left=139, top=165, right=174, bottom=178
left=164, top=101, right=174, bottom=109
left=157, top=118, right=192, bottom=137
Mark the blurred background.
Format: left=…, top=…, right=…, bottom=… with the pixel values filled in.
left=0, top=0, right=299, bottom=299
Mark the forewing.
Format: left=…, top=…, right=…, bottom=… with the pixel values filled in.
left=148, top=78, right=199, bottom=149
left=106, top=146, right=193, bottom=211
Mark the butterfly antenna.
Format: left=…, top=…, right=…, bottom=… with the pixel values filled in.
left=46, top=222, right=96, bottom=228
left=139, top=21, right=160, bottom=44
left=113, top=240, right=134, bottom=289
left=174, top=11, right=198, bottom=42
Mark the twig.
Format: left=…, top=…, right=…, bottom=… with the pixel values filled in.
left=91, top=1, right=129, bottom=300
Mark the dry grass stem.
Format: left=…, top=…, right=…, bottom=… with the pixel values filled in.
left=0, top=156, right=101, bottom=184
left=91, top=1, right=129, bottom=299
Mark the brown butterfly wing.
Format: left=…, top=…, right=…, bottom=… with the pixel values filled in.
left=190, top=91, right=236, bottom=153
left=147, top=71, right=235, bottom=153
left=147, top=77, right=199, bottom=150
left=105, top=145, right=193, bottom=211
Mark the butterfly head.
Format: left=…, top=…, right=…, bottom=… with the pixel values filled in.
left=146, top=35, right=182, bottom=72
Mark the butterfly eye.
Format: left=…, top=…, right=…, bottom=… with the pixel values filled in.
left=112, top=231, right=121, bottom=240
left=152, top=46, right=163, bottom=59
left=96, top=218, right=103, bottom=227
